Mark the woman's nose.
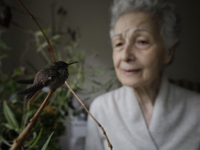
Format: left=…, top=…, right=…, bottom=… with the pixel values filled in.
left=121, top=42, right=136, bottom=62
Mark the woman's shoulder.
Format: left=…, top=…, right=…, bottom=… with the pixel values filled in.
left=170, top=83, right=200, bottom=98
left=169, top=83, right=200, bottom=108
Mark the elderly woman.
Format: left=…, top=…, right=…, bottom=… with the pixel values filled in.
left=85, top=0, right=200, bottom=150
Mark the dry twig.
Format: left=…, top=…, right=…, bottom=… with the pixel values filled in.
left=65, top=81, right=113, bottom=150
left=9, top=91, right=53, bottom=150
left=18, top=0, right=55, bottom=63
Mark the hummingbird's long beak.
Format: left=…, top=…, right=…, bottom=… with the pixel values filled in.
left=67, top=61, right=78, bottom=66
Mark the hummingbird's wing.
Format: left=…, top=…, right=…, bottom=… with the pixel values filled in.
left=17, top=68, right=52, bottom=101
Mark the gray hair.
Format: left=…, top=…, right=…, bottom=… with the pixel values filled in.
left=110, top=0, right=181, bottom=50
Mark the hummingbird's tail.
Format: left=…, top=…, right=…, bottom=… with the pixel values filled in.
left=26, top=92, right=36, bottom=102
left=17, top=82, right=44, bottom=95
left=17, top=82, right=45, bottom=101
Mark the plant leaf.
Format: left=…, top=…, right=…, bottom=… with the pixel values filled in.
left=41, top=132, right=54, bottom=150
left=3, top=101, right=19, bottom=132
left=0, top=40, right=10, bottom=50
left=0, top=134, right=12, bottom=146
left=25, top=132, right=37, bottom=148
left=4, top=123, right=14, bottom=130
left=28, top=129, right=43, bottom=149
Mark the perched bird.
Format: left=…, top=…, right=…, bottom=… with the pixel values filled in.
left=17, top=61, right=77, bottom=101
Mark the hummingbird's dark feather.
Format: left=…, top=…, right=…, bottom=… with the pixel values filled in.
left=26, top=92, right=36, bottom=101
left=17, top=82, right=45, bottom=95
left=18, top=80, right=51, bottom=101
left=16, top=79, right=34, bottom=84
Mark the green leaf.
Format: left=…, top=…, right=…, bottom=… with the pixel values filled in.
left=41, top=132, right=54, bottom=150
left=106, top=83, right=113, bottom=92
left=92, top=80, right=102, bottom=86
left=0, top=134, right=12, bottom=146
left=0, top=40, right=10, bottom=50
left=0, top=54, right=8, bottom=60
left=82, top=97, right=90, bottom=102
left=29, top=129, right=43, bottom=149
left=36, top=42, right=48, bottom=52
left=3, top=101, right=19, bottom=132
left=12, top=68, right=21, bottom=76
left=4, top=123, right=14, bottom=130
left=25, top=132, right=37, bottom=147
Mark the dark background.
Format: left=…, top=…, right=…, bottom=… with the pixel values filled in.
left=1, top=0, right=200, bottom=82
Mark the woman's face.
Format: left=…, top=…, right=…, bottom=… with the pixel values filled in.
left=112, top=12, right=173, bottom=88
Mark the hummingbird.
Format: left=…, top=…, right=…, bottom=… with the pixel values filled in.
left=17, top=61, right=77, bottom=101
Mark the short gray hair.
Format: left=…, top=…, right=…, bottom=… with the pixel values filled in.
left=110, top=0, right=181, bottom=50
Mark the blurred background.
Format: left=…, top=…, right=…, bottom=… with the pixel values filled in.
left=0, top=0, right=200, bottom=150
left=1, top=0, right=200, bottom=82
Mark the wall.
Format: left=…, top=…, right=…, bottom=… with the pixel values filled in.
left=164, top=0, right=200, bottom=82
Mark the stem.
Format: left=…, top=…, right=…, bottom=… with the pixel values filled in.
left=65, top=81, right=113, bottom=150
left=11, top=21, right=31, bottom=35
left=18, top=0, right=55, bottom=63
left=10, top=6, right=46, bottom=26
left=9, top=91, right=54, bottom=150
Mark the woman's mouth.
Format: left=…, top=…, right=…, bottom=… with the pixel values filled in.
left=122, top=69, right=141, bottom=75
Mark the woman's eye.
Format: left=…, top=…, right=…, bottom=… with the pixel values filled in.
left=135, top=40, right=150, bottom=49
left=115, top=42, right=123, bottom=47
left=138, top=40, right=148, bottom=45
left=113, top=41, right=124, bottom=51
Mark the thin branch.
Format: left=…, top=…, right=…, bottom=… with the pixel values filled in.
left=28, top=91, right=40, bottom=103
left=10, top=6, right=46, bottom=26
left=9, top=91, right=54, bottom=150
left=11, top=21, right=31, bottom=35
left=65, top=81, right=113, bottom=150
left=18, top=0, right=55, bottom=63
left=24, top=91, right=40, bottom=116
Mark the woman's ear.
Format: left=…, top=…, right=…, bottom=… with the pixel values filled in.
left=164, top=48, right=175, bottom=64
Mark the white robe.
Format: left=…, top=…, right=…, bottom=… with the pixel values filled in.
left=85, top=77, right=200, bottom=150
